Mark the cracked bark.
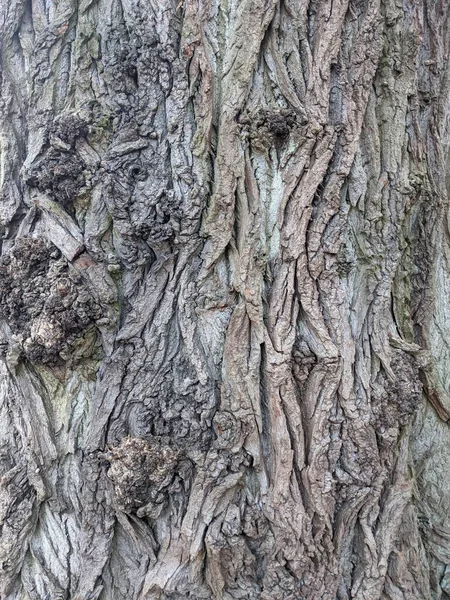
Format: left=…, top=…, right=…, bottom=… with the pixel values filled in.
left=1, top=0, right=450, bottom=598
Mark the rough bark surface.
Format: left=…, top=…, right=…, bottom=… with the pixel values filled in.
left=1, top=0, right=450, bottom=599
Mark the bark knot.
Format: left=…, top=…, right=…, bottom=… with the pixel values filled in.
left=102, top=436, right=186, bottom=517
left=0, top=237, right=102, bottom=364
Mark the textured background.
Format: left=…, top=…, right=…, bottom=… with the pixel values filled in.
left=0, top=0, right=450, bottom=598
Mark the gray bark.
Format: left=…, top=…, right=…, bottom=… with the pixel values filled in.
left=0, top=0, right=449, bottom=598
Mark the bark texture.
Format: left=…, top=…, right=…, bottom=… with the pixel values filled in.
left=1, top=0, right=450, bottom=598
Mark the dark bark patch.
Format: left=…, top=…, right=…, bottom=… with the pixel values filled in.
left=142, top=189, right=183, bottom=244
left=103, top=162, right=183, bottom=246
left=49, top=115, right=89, bottom=148
left=0, top=237, right=102, bottom=364
left=371, top=350, right=422, bottom=431
left=102, top=437, right=186, bottom=517
left=24, top=116, right=90, bottom=209
left=263, top=110, right=297, bottom=138
left=25, top=149, right=85, bottom=208
left=239, top=108, right=298, bottom=151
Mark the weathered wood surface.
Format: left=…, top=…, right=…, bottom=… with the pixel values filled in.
left=1, top=0, right=450, bottom=598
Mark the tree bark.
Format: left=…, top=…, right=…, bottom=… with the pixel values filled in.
left=1, top=0, right=450, bottom=598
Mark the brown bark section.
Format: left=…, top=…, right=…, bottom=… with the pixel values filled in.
left=0, top=0, right=450, bottom=599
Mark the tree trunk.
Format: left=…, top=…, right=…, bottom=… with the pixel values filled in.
left=1, top=0, right=449, bottom=598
